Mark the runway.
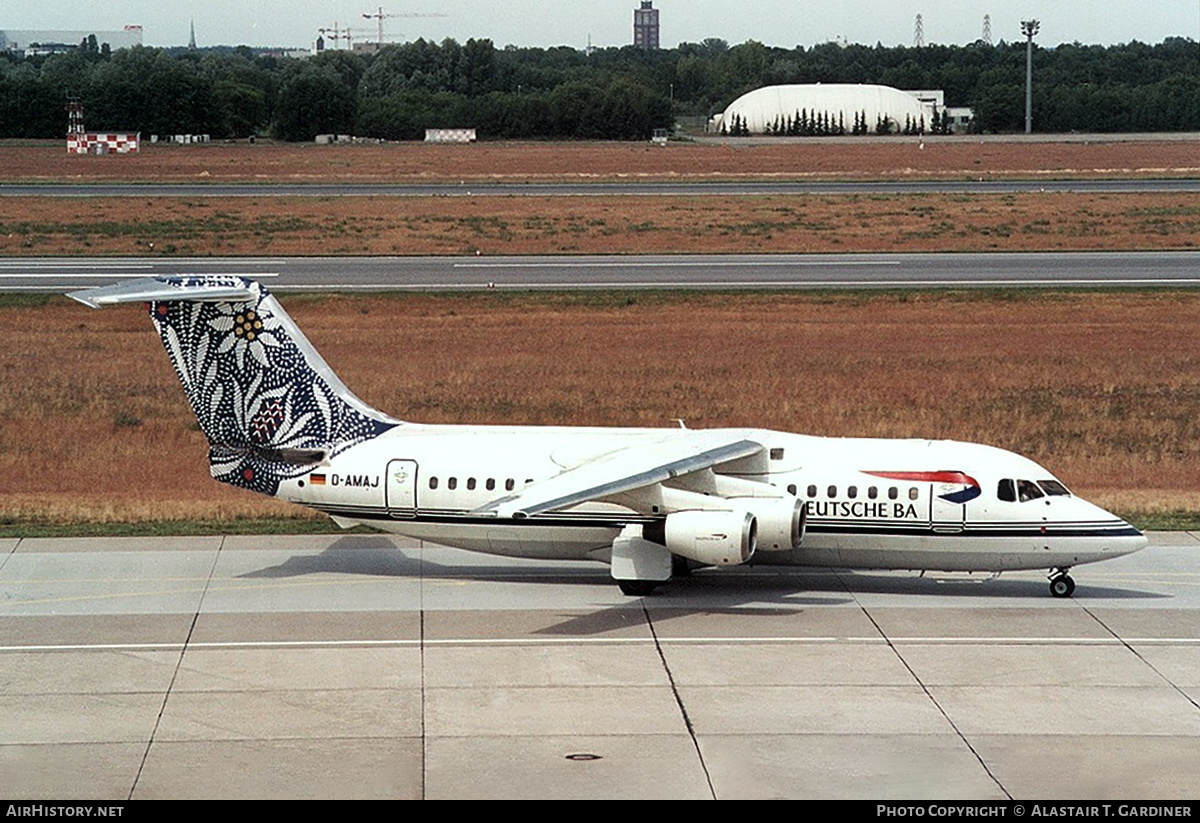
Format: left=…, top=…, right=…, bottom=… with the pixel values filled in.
left=1, top=179, right=1197, bottom=198
left=4, top=251, right=1200, bottom=293
left=1, top=531, right=1197, bottom=799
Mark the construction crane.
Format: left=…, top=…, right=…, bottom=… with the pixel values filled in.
left=318, top=23, right=353, bottom=50
left=362, top=6, right=448, bottom=47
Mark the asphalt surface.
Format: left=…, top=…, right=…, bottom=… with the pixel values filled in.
left=4, top=251, right=1200, bottom=293
left=1, top=179, right=1197, bottom=198
left=1, top=531, right=1197, bottom=799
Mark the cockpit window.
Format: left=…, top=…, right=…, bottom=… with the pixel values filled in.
left=1038, top=480, right=1071, bottom=497
left=997, top=479, right=1016, bottom=502
left=1017, top=479, right=1044, bottom=502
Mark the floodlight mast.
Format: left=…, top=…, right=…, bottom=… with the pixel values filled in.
left=1022, top=19, right=1040, bottom=134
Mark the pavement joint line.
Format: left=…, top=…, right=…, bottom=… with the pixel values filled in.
left=860, top=602, right=1013, bottom=799
left=1082, top=605, right=1200, bottom=716
left=128, top=534, right=224, bottom=800
left=643, top=600, right=717, bottom=800
left=0, top=537, right=18, bottom=574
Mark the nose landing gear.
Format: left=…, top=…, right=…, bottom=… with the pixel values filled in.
left=1049, top=570, right=1076, bottom=598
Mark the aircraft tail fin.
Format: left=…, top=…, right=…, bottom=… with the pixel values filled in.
left=69, top=277, right=399, bottom=496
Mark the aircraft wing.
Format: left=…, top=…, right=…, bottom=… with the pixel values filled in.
left=473, top=431, right=765, bottom=519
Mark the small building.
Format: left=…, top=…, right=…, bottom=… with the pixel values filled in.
left=424, top=129, right=477, bottom=144
left=945, top=107, right=975, bottom=133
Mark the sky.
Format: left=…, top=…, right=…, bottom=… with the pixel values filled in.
left=6, top=1, right=1199, bottom=50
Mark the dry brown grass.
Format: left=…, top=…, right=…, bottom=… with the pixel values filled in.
left=3, top=139, right=1197, bottom=183
left=1, top=290, right=1196, bottom=524
left=1, top=192, right=1197, bottom=256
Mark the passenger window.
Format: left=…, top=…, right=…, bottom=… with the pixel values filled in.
left=908, top=487, right=919, bottom=500
left=868, top=486, right=878, bottom=499
left=448, top=477, right=457, bottom=490
left=1038, top=480, right=1070, bottom=497
left=807, top=485, right=817, bottom=498
left=505, top=478, right=515, bottom=491
left=787, top=484, right=797, bottom=496
left=467, top=477, right=476, bottom=490
left=429, top=477, right=438, bottom=490
left=847, top=485, right=858, bottom=499
left=827, top=485, right=837, bottom=498
left=888, top=487, right=898, bottom=500
left=486, top=478, right=496, bottom=491
left=998, top=479, right=1016, bottom=502
left=1017, top=479, right=1044, bottom=502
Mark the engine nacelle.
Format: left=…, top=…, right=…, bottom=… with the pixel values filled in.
left=664, top=509, right=757, bottom=566
left=734, top=496, right=806, bottom=551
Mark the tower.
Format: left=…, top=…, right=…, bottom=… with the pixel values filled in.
left=67, top=97, right=85, bottom=136
left=634, top=1, right=659, bottom=51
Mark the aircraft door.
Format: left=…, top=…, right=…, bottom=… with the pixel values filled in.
left=930, top=482, right=965, bottom=533
left=385, top=459, right=418, bottom=518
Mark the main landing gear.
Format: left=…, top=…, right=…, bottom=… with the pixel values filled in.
left=1049, top=569, right=1076, bottom=598
left=618, top=580, right=662, bottom=596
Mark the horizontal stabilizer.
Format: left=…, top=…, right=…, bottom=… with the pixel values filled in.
left=68, top=278, right=255, bottom=308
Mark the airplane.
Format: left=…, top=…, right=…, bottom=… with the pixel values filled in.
left=70, top=276, right=1148, bottom=598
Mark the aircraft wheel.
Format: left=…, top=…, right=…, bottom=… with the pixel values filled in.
left=1049, top=574, right=1076, bottom=598
left=618, top=580, right=661, bottom=596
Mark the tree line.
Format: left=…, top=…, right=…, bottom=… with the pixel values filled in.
left=0, top=36, right=1196, bottom=140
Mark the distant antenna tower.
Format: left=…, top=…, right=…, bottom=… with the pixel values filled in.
left=982, top=14, right=993, bottom=45
left=914, top=13, right=924, bottom=47
left=66, top=96, right=84, bottom=135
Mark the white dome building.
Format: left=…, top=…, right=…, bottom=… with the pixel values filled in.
left=711, top=84, right=936, bottom=135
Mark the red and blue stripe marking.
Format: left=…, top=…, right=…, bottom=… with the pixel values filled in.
left=865, top=470, right=982, bottom=504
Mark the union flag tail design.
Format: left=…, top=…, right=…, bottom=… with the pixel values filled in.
left=70, top=276, right=398, bottom=496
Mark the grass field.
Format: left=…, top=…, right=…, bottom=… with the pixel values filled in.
left=2, top=138, right=1197, bottom=533
left=1, top=289, right=1196, bottom=531
left=1, top=192, right=1198, bottom=257
left=3, top=138, right=1197, bottom=183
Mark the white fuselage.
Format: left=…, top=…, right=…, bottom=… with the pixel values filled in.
left=279, top=425, right=1146, bottom=574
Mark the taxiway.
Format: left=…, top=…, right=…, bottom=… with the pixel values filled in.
left=1, top=532, right=1197, bottom=799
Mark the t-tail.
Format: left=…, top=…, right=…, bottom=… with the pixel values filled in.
left=70, top=277, right=399, bottom=496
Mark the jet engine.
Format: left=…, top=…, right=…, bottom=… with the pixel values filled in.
left=664, top=509, right=757, bottom=566
left=735, top=496, right=806, bottom=551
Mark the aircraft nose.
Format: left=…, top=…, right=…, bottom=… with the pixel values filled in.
left=1087, top=500, right=1149, bottom=552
